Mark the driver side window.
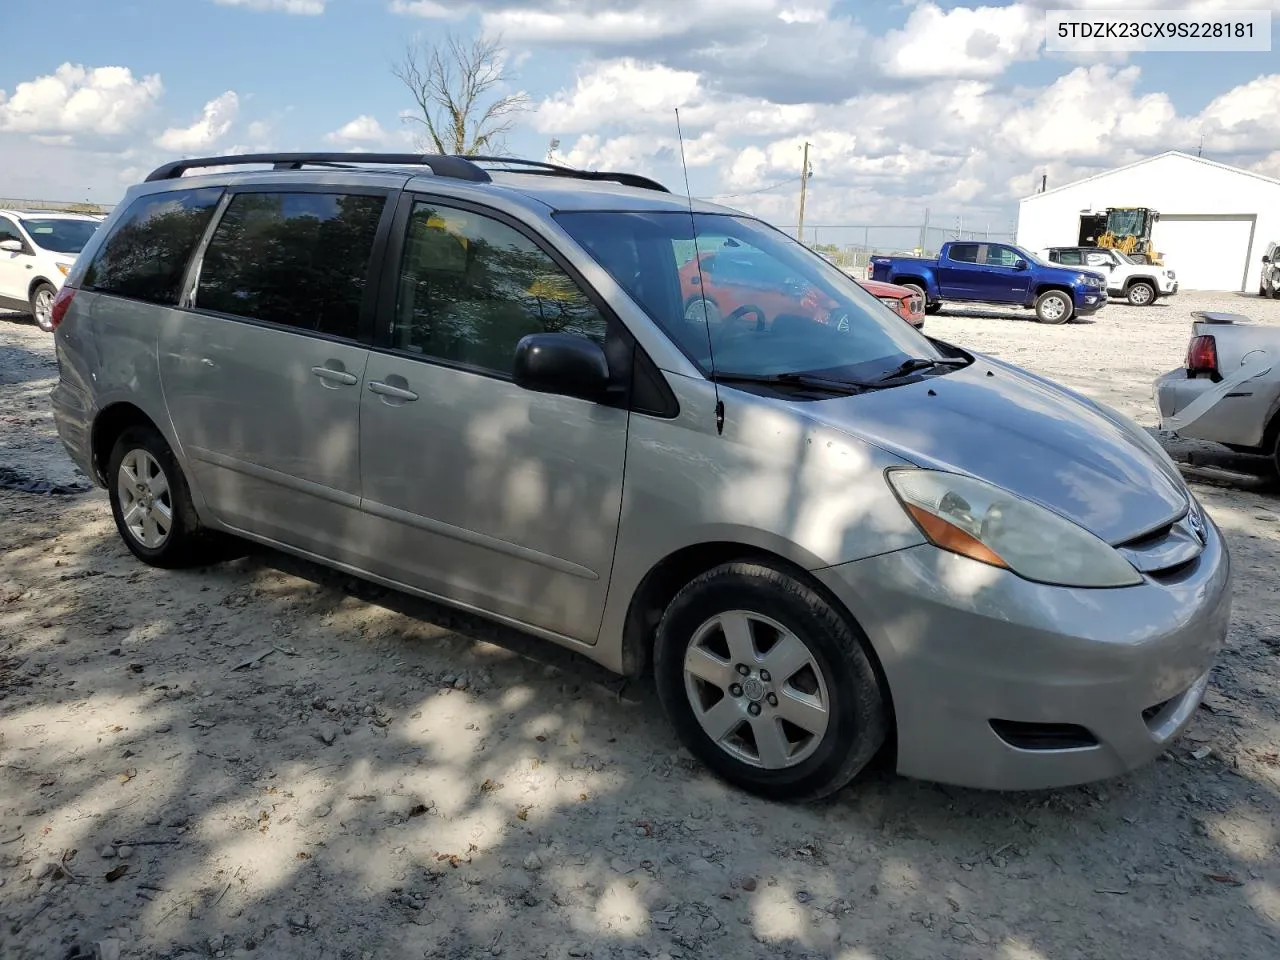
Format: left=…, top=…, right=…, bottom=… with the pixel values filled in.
left=392, top=201, right=608, bottom=375
left=985, top=245, right=1019, bottom=267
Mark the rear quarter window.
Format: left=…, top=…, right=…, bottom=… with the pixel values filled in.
left=83, top=187, right=224, bottom=304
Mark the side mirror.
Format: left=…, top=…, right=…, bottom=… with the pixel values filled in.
left=1263, top=255, right=1272, bottom=264
left=1013, top=258, right=1028, bottom=270
left=513, top=332, right=610, bottom=403
left=0, top=239, right=23, bottom=253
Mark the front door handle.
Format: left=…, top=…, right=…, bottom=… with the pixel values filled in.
left=312, top=365, right=358, bottom=386
left=369, top=380, right=419, bottom=402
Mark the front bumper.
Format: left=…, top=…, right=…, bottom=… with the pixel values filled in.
left=816, top=514, right=1232, bottom=791
left=1076, top=289, right=1106, bottom=313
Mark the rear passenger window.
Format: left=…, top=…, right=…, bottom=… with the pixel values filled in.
left=83, top=187, right=223, bottom=305
left=948, top=243, right=980, bottom=263
left=196, top=192, right=384, bottom=340
left=390, top=201, right=608, bottom=374
left=1056, top=250, right=1082, bottom=265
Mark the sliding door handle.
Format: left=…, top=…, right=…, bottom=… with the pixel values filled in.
left=369, top=380, right=419, bottom=402
left=311, top=366, right=358, bottom=386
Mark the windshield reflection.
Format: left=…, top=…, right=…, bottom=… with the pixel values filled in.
left=556, top=211, right=944, bottom=383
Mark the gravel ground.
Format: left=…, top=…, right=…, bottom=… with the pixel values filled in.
left=2, top=293, right=1279, bottom=960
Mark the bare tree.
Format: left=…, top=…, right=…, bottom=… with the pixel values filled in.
left=392, top=33, right=531, bottom=156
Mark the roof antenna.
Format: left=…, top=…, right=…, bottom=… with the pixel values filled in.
left=675, top=107, right=724, bottom=435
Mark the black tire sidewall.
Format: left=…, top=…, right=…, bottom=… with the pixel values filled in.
left=1035, top=290, right=1072, bottom=324
left=106, top=426, right=206, bottom=568
left=30, top=282, right=56, bottom=333
left=654, top=562, right=887, bottom=801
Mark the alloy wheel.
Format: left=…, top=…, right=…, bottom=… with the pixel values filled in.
left=117, top=448, right=173, bottom=549
left=682, top=610, right=831, bottom=769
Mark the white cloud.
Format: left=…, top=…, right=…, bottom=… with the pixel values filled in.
left=0, top=63, right=162, bottom=139
left=881, top=2, right=1043, bottom=78
left=325, top=114, right=390, bottom=145
left=212, top=0, right=327, bottom=13
left=155, top=91, right=240, bottom=153
left=388, top=0, right=464, bottom=16
left=533, top=52, right=1280, bottom=232
left=533, top=60, right=702, bottom=133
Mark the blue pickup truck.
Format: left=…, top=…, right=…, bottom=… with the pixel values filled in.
left=868, top=240, right=1107, bottom=324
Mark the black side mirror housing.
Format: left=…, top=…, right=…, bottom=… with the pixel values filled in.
left=513, top=332, right=611, bottom=403
left=1013, top=259, right=1029, bottom=270
left=1263, top=255, right=1272, bottom=264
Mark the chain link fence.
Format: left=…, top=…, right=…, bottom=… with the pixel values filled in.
left=777, top=220, right=1016, bottom=274
left=0, top=198, right=114, bottom=215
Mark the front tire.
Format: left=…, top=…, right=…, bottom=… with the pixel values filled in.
left=1034, top=289, right=1073, bottom=324
left=654, top=561, right=888, bottom=801
left=1126, top=280, right=1155, bottom=306
left=30, top=282, right=56, bottom=333
left=107, top=425, right=220, bottom=568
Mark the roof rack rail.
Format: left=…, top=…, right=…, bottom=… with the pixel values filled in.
left=144, top=152, right=492, bottom=183
left=466, top=156, right=669, bottom=193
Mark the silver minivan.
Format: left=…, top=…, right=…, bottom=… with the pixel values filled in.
left=50, top=153, right=1231, bottom=800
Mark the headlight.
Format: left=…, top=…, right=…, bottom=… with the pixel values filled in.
left=887, top=469, right=1143, bottom=588
left=877, top=296, right=902, bottom=314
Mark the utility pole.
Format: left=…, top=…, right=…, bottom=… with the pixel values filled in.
left=796, top=141, right=812, bottom=243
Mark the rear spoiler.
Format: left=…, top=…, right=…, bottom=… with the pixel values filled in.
left=1191, top=311, right=1251, bottom=325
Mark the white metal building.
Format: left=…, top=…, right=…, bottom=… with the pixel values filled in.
left=1016, top=151, right=1280, bottom=292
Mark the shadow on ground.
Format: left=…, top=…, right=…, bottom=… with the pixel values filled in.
left=2, top=484, right=1279, bottom=960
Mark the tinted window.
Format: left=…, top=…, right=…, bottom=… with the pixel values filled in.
left=948, top=243, right=980, bottom=263
left=557, top=210, right=943, bottom=382
left=22, top=218, right=99, bottom=254
left=1056, top=249, right=1082, bottom=265
left=85, top=187, right=223, bottom=304
left=196, top=192, right=384, bottom=340
left=391, top=202, right=608, bottom=374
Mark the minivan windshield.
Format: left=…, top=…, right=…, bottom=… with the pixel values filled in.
left=556, top=211, right=947, bottom=384
left=21, top=218, right=99, bottom=254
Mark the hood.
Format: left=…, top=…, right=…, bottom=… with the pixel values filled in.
left=1040, top=261, right=1105, bottom=284
left=859, top=278, right=912, bottom=298
left=804, top=359, right=1188, bottom=544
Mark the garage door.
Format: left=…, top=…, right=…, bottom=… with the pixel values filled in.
left=1151, top=215, right=1254, bottom=291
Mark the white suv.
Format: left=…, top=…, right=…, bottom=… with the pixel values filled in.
left=1040, top=246, right=1178, bottom=306
left=0, top=210, right=101, bottom=331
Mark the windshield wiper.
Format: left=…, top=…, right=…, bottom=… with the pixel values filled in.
left=711, top=371, right=870, bottom=394
left=876, top=356, right=968, bottom=382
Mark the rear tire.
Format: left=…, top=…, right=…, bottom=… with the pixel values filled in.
left=30, top=282, right=56, bottom=333
left=1126, top=280, right=1155, bottom=306
left=654, top=561, right=888, bottom=801
left=107, top=425, right=221, bottom=568
left=1034, top=289, right=1073, bottom=324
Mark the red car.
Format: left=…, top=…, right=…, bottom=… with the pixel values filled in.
left=679, top=250, right=925, bottom=331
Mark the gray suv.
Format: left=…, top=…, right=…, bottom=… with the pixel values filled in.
left=50, top=153, right=1231, bottom=800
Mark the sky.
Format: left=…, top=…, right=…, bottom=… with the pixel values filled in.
left=1, top=0, right=1279, bottom=244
